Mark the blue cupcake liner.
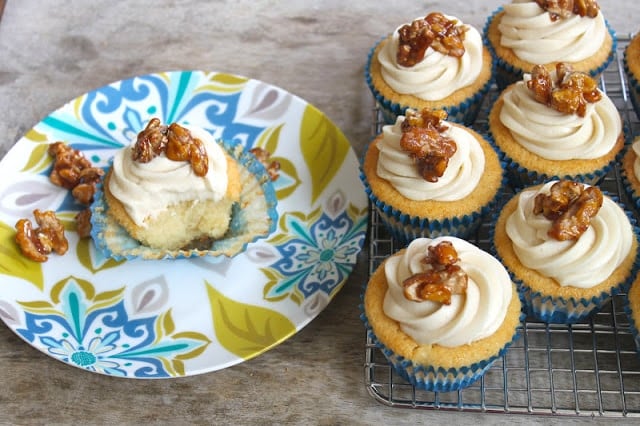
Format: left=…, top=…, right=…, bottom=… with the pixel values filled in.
left=622, top=279, right=640, bottom=355
left=486, top=114, right=630, bottom=191
left=90, top=140, right=279, bottom=261
left=364, top=37, right=492, bottom=126
left=489, top=190, right=640, bottom=324
left=483, top=7, right=617, bottom=91
left=623, top=46, right=640, bottom=121
left=359, top=170, right=506, bottom=246
left=359, top=294, right=525, bottom=392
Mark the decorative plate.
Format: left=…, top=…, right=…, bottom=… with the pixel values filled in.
left=0, top=70, right=368, bottom=378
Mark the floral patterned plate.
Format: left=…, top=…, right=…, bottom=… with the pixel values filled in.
left=0, top=70, right=368, bottom=378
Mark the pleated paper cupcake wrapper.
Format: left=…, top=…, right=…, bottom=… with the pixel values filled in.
left=623, top=51, right=640, bottom=121
left=483, top=7, right=617, bottom=91
left=364, top=39, right=492, bottom=126
left=623, top=280, right=640, bottom=356
left=489, top=198, right=640, bottom=324
left=90, top=141, right=279, bottom=261
left=359, top=303, right=524, bottom=392
left=361, top=171, right=505, bottom=245
left=487, top=123, right=629, bottom=191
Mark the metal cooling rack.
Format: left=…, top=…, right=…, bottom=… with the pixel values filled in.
left=363, top=36, right=640, bottom=417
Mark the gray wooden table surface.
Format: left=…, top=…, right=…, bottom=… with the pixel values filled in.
left=1, top=1, right=638, bottom=424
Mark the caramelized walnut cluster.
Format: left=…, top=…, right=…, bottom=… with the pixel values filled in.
left=48, top=141, right=104, bottom=205
left=399, top=109, right=457, bottom=182
left=402, top=241, right=468, bottom=305
left=527, top=63, right=601, bottom=117
left=396, top=12, right=467, bottom=67
left=132, top=118, right=209, bottom=177
left=535, top=0, right=599, bottom=20
left=533, top=180, right=603, bottom=241
left=250, top=147, right=281, bottom=181
left=15, top=209, right=69, bottom=262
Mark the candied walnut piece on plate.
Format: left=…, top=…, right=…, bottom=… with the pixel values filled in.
left=75, top=208, right=92, bottom=239
left=15, top=209, right=69, bottom=262
left=533, top=180, right=604, bottom=241
left=396, top=12, right=467, bottom=67
left=527, top=63, right=602, bottom=117
left=250, top=147, right=281, bottom=181
left=399, top=109, right=457, bottom=182
left=402, top=240, right=468, bottom=305
left=48, top=141, right=104, bottom=204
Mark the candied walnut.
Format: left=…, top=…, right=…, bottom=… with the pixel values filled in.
left=535, top=0, right=599, bottom=20
left=396, top=12, right=467, bottom=67
left=75, top=208, right=92, bottom=239
left=132, top=118, right=168, bottom=163
left=15, top=209, right=68, bottom=262
left=402, top=241, right=468, bottom=305
left=526, top=63, right=601, bottom=117
left=166, top=122, right=209, bottom=177
left=250, top=147, right=281, bottom=181
left=48, top=141, right=92, bottom=189
left=533, top=180, right=603, bottom=240
left=399, top=109, right=457, bottom=182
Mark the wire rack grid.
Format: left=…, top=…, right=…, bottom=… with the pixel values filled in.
left=363, top=36, right=640, bottom=417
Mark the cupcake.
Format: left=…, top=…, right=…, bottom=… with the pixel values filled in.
left=362, top=236, right=523, bottom=391
left=90, top=118, right=278, bottom=260
left=488, top=63, right=625, bottom=189
left=624, top=32, right=640, bottom=121
left=621, top=137, right=640, bottom=214
left=624, top=275, right=640, bottom=355
left=484, top=0, right=615, bottom=90
left=361, top=108, right=504, bottom=244
left=492, top=180, right=639, bottom=324
left=365, top=12, right=493, bottom=125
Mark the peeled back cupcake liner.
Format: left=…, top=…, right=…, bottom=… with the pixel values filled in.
left=488, top=123, right=629, bottom=191
left=483, top=7, right=617, bottom=91
left=490, top=194, right=640, bottom=325
left=90, top=140, right=279, bottom=261
left=359, top=301, right=524, bottom=392
left=364, top=38, right=492, bottom=126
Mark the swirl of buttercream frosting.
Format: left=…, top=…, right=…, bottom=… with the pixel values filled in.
left=377, top=15, right=484, bottom=100
left=505, top=181, right=633, bottom=288
left=382, top=236, right=513, bottom=347
left=498, top=0, right=608, bottom=64
left=375, top=114, right=484, bottom=201
left=498, top=76, right=621, bottom=160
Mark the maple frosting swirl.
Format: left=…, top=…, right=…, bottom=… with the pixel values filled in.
left=108, top=125, right=229, bottom=227
left=505, top=181, right=633, bottom=288
left=375, top=115, right=484, bottom=201
left=499, top=77, right=621, bottom=160
left=383, top=237, right=512, bottom=347
left=378, top=15, right=484, bottom=100
left=498, top=0, right=608, bottom=64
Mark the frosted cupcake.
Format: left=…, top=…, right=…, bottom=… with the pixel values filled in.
left=362, top=236, right=523, bottom=391
left=488, top=63, right=625, bottom=189
left=621, top=137, right=640, bottom=216
left=366, top=12, right=493, bottom=125
left=484, top=0, right=615, bottom=90
left=624, top=32, right=640, bottom=121
left=624, top=275, right=640, bottom=355
left=492, top=180, right=639, bottom=324
left=90, top=118, right=278, bottom=260
left=361, top=108, right=504, bottom=244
